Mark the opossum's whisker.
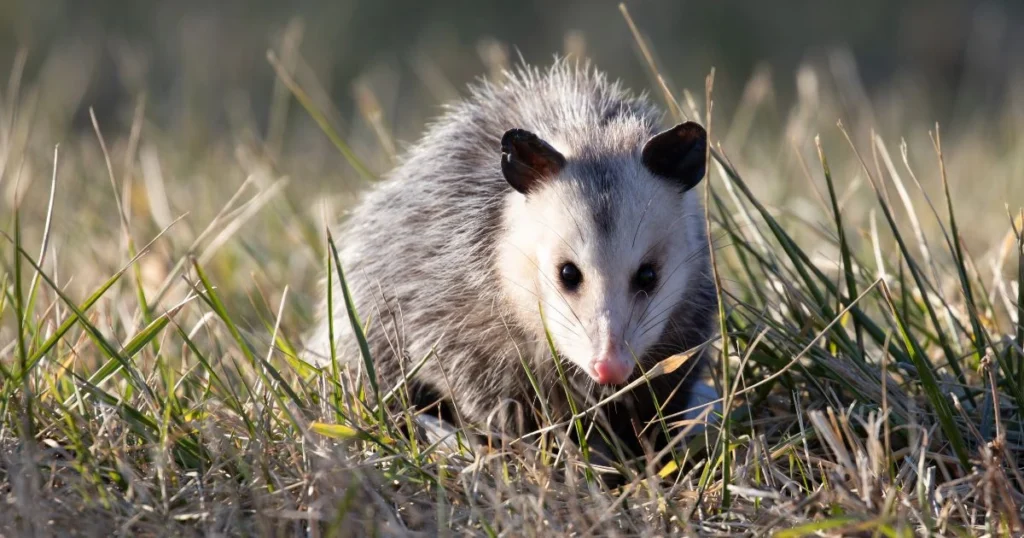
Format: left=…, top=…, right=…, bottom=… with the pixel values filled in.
left=499, top=274, right=583, bottom=337
left=634, top=295, right=710, bottom=342
left=624, top=289, right=652, bottom=341
left=534, top=275, right=590, bottom=342
left=509, top=304, right=578, bottom=337
left=656, top=235, right=733, bottom=291
left=633, top=313, right=674, bottom=342
left=636, top=289, right=710, bottom=333
left=635, top=290, right=710, bottom=337
left=645, top=319, right=693, bottom=352
left=632, top=242, right=708, bottom=328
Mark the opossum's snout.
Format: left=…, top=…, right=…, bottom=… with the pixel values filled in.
left=591, top=352, right=634, bottom=385
left=583, top=315, right=635, bottom=385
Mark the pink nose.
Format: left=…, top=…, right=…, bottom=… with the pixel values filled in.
left=592, top=358, right=633, bottom=385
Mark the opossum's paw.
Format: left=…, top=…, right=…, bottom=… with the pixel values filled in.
left=414, top=414, right=463, bottom=452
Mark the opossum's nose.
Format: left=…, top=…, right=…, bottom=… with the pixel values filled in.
left=590, top=338, right=634, bottom=385
left=592, top=357, right=633, bottom=385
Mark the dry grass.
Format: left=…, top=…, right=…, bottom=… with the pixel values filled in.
left=1, top=9, right=1023, bottom=537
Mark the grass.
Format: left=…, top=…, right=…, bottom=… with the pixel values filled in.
left=2, top=10, right=1024, bottom=537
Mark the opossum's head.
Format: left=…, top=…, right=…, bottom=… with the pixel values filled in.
left=497, top=121, right=708, bottom=386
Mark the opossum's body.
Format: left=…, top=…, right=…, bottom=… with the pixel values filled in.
left=305, top=60, right=717, bottom=462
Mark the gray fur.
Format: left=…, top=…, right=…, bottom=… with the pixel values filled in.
left=304, top=59, right=717, bottom=451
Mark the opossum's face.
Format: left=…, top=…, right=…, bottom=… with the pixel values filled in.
left=498, top=122, right=708, bottom=386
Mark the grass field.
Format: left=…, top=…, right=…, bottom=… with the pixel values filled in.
left=1, top=10, right=1023, bottom=537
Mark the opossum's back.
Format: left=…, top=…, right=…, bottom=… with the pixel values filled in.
left=335, top=161, right=505, bottom=284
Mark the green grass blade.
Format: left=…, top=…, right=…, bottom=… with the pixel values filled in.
left=935, top=130, right=990, bottom=360
left=879, top=282, right=970, bottom=467
left=81, top=311, right=174, bottom=388
left=11, top=200, right=34, bottom=438
left=538, top=302, right=596, bottom=484
left=267, top=51, right=375, bottom=182
left=326, top=232, right=381, bottom=419
left=817, top=139, right=864, bottom=363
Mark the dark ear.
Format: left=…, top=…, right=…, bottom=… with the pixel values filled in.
left=500, top=128, right=566, bottom=194
left=641, top=121, right=708, bottom=192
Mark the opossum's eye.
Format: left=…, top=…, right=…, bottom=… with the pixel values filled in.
left=641, top=121, right=708, bottom=192
left=633, top=263, right=658, bottom=294
left=500, top=128, right=566, bottom=194
left=559, top=262, right=583, bottom=291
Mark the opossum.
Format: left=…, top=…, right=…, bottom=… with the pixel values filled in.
left=304, top=59, right=718, bottom=470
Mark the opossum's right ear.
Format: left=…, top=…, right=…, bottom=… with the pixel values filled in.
left=641, top=121, right=708, bottom=192
left=501, top=128, right=566, bottom=194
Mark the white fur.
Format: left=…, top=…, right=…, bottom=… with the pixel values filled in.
left=498, top=166, right=706, bottom=382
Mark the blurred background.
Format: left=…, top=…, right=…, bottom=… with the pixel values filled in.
left=3, top=1, right=1023, bottom=137
left=0, top=0, right=1021, bottom=315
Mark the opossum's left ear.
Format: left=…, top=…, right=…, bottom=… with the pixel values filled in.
left=641, top=121, right=707, bottom=192
left=501, top=128, right=566, bottom=194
